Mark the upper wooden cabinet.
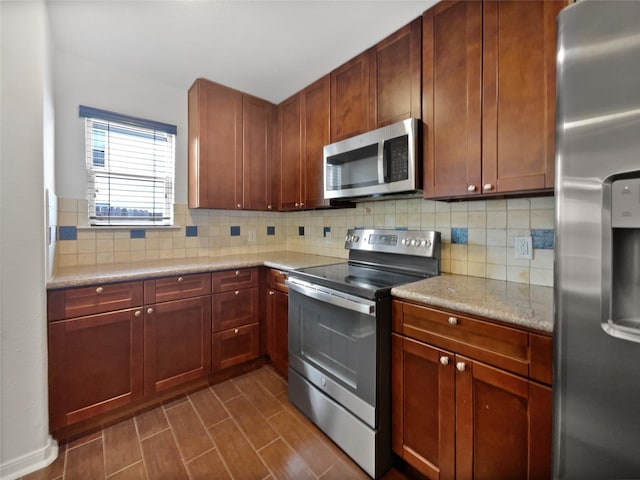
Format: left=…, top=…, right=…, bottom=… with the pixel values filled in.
left=188, top=78, right=274, bottom=210
left=277, top=75, right=331, bottom=210
left=331, top=19, right=422, bottom=143
left=422, top=0, right=564, bottom=199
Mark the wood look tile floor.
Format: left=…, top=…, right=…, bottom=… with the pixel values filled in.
left=23, top=366, right=409, bottom=480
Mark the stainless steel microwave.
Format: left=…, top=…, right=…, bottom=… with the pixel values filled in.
left=323, top=118, right=420, bottom=200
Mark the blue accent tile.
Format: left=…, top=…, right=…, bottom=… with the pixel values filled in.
left=298, top=226, right=305, bottom=236
left=451, top=227, right=468, bottom=245
left=130, top=229, right=146, bottom=239
left=186, top=226, right=198, bottom=237
left=58, top=226, right=77, bottom=241
left=323, top=226, right=331, bottom=237
left=230, top=226, right=241, bottom=237
left=531, top=229, right=554, bottom=249
left=395, top=226, right=409, bottom=230
left=267, top=226, right=276, bottom=236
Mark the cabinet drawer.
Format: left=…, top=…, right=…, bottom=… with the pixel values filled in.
left=144, top=272, right=211, bottom=304
left=529, top=333, right=553, bottom=385
left=48, top=281, right=144, bottom=321
left=399, top=302, right=529, bottom=376
left=212, top=323, right=260, bottom=371
left=212, top=287, right=259, bottom=332
left=266, top=268, right=289, bottom=292
left=212, top=268, right=259, bottom=292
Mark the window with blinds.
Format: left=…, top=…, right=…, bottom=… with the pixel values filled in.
left=80, top=105, right=176, bottom=226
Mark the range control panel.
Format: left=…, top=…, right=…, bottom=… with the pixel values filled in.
left=344, top=228, right=441, bottom=257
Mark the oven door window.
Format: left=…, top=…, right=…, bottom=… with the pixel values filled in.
left=289, top=290, right=376, bottom=406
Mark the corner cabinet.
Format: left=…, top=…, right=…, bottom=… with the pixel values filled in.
left=422, top=0, right=565, bottom=199
left=188, top=78, right=275, bottom=210
left=392, top=300, right=552, bottom=480
left=277, top=75, right=331, bottom=210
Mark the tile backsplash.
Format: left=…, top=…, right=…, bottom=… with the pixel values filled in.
left=53, top=195, right=555, bottom=286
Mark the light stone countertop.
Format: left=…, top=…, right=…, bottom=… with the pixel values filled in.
left=47, top=251, right=344, bottom=289
left=391, top=273, right=554, bottom=333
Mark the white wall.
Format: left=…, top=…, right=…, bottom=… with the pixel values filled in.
left=0, top=1, right=58, bottom=479
left=55, top=52, right=188, bottom=204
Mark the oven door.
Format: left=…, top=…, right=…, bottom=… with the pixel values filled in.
left=287, top=277, right=379, bottom=428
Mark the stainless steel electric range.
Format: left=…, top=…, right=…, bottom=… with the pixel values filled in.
left=286, top=228, right=441, bottom=479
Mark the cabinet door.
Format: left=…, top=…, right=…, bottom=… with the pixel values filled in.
left=266, top=288, right=289, bottom=377
left=330, top=52, right=370, bottom=142
left=213, top=323, right=260, bottom=371
left=48, top=309, right=144, bottom=431
left=392, top=334, right=455, bottom=480
left=301, top=75, right=331, bottom=209
left=243, top=94, right=274, bottom=210
left=482, top=0, right=563, bottom=194
left=455, top=356, right=552, bottom=480
left=370, top=18, right=422, bottom=128
left=423, top=0, right=482, bottom=198
left=278, top=93, right=303, bottom=210
left=143, top=296, right=211, bottom=395
left=212, top=287, right=259, bottom=332
left=188, top=79, right=243, bottom=209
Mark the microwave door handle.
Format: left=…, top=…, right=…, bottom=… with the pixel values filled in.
left=378, top=140, right=385, bottom=184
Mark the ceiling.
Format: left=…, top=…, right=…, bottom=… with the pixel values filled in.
left=46, top=0, right=438, bottom=104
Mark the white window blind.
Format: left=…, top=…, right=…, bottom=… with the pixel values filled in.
left=80, top=105, right=176, bottom=226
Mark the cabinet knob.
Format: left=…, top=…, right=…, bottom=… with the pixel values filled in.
left=267, top=205, right=272, bottom=210
left=235, top=270, right=240, bottom=276
left=467, top=185, right=477, bottom=192
left=234, top=328, right=239, bottom=334
left=456, top=362, right=466, bottom=372
left=439, top=356, right=450, bottom=366
left=95, top=286, right=104, bottom=294
left=300, top=202, right=305, bottom=207
left=448, top=316, right=458, bottom=325
left=483, top=183, right=494, bottom=191
left=177, top=276, right=184, bottom=283
left=295, top=202, right=300, bottom=207
left=234, top=290, right=240, bottom=296
left=134, top=310, right=141, bottom=317
left=147, top=308, right=154, bottom=315
left=237, top=203, right=242, bottom=208
left=268, top=290, right=275, bottom=295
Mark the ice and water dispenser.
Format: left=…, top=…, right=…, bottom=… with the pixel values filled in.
left=610, top=178, right=640, bottom=338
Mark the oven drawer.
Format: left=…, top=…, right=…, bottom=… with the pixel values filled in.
left=144, top=272, right=211, bottom=304
left=212, top=268, right=259, bottom=293
left=212, top=323, right=259, bottom=371
left=397, top=302, right=529, bottom=377
left=48, top=281, right=144, bottom=321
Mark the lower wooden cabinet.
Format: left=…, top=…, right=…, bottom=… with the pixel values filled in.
left=143, top=295, right=211, bottom=395
left=48, top=308, right=144, bottom=431
left=392, top=300, right=553, bottom=480
left=266, top=287, right=288, bottom=377
left=213, top=323, right=260, bottom=370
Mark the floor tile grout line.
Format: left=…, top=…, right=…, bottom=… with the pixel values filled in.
left=132, top=409, right=151, bottom=480
left=105, top=460, right=145, bottom=479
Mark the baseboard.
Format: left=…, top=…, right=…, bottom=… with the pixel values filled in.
left=0, top=435, right=58, bottom=480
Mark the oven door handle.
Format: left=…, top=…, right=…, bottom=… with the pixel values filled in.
left=287, top=278, right=376, bottom=316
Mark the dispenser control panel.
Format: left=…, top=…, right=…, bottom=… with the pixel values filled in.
left=612, top=179, right=640, bottom=228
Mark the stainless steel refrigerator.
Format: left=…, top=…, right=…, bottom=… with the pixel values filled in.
left=554, top=1, right=640, bottom=478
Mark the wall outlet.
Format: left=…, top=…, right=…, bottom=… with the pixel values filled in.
left=514, top=236, right=533, bottom=259
left=248, top=230, right=256, bottom=242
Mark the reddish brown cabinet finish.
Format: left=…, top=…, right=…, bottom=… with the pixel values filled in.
left=392, top=300, right=553, bottom=479
left=188, top=78, right=243, bottom=209
left=212, top=268, right=260, bottom=371
left=188, top=78, right=275, bottom=210
left=422, top=0, right=565, bottom=199
left=277, top=75, right=331, bottom=210
left=48, top=308, right=144, bottom=431
left=265, top=269, right=289, bottom=377
left=331, top=53, right=370, bottom=142
left=143, top=295, right=211, bottom=395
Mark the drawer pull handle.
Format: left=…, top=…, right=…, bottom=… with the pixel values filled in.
left=134, top=310, right=141, bottom=317
left=448, top=316, right=458, bottom=325
left=439, top=356, right=449, bottom=366
left=177, top=276, right=184, bottom=283
left=278, top=271, right=287, bottom=278
left=269, top=290, right=275, bottom=296
left=147, top=308, right=153, bottom=315
left=456, top=362, right=466, bottom=372
left=96, top=286, right=104, bottom=294
left=235, top=270, right=240, bottom=276
left=483, top=183, right=494, bottom=191
left=234, top=328, right=239, bottom=334
left=467, top=184, right=477, bottom=192
left=234, top=290, right=240, bottom=296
